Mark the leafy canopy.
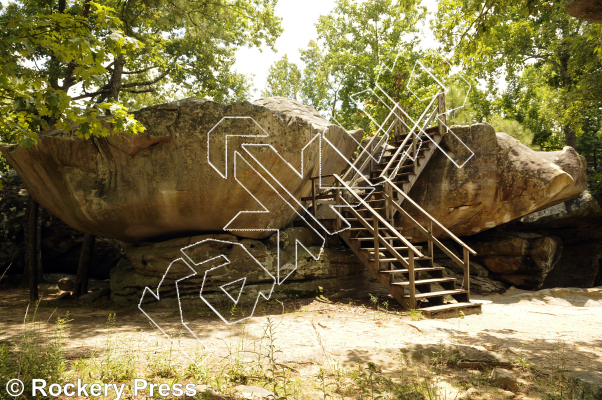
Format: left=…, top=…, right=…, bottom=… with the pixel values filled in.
left=0, top=0, right=283, bottom=146
left=0, top=1, right=144, bottom=146
left=434, top=0, right=602, bottom=147
left=262, top=54, right=302, bottom=99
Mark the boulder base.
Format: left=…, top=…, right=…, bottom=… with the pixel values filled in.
left=111, top=228, right=367, bottom=305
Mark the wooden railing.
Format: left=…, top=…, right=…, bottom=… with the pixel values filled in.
left=379, top=90, right=446, bottom=181
left=382, top=178, right=476, bottom=292
left=341, top=102, right=407, bottom=185
left=332, top=174, right=425, bottom=306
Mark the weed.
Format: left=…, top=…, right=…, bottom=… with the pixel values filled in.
left=0, top=304, right=69, bottom=397
left=408, top=309, right=424, bottom=321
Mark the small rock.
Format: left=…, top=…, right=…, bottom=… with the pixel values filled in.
left=58, top=277, right=75, bottom=292
left=571, top=370, right=602, bottom=399
left=492, top=368, right=519, bottom=392
left=499, top=389, right=516, bottom=398
left=54, top=292, right=72, bottom=301
left=403, top=391, right=425, bottom=400
left=485, top=344, right=498, bottom=351
left=79, top=287, right=110, bottom=303
left=233, top=385, right=274, bottom=399
left=195, top=384, right=213, bottom=394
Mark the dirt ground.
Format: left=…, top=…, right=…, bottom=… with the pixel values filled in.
left=1, top=282, right=602, bottom=399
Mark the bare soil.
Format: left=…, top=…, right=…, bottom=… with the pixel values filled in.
left=1, top=283, right=601, bottom=399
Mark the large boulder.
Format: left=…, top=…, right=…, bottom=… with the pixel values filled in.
left=566, top=0, right=602, bottom=23
left=510, top=191, right=602, bottom=288
left=401, top=123, right=587, bottom=238
left=111, top=228, right=367, bottom=305
left=1, top=97, right=362, bottom=243
left=465, top=231, right=562, bottom=289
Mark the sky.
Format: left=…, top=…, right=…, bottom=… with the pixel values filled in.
left=235, top=0, right=441, bottom=100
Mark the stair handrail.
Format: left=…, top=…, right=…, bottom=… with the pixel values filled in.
left=382, top=178, right=475, bottom=293
left=378, top=92, right=442, bottom=181
left=332, top=174, right=424, bottom=258
left=341, top=107, right=400, bottom=183
left=383, top=178, right=476, bottom=256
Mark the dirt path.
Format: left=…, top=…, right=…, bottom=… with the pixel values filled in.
left=1, top=286, right=601, bottom=399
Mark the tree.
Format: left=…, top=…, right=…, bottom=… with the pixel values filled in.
left=0, top=0, right=145, bottom=147
left=435, top=1, right=602, bottom=148
left=262, top=54, right=302, bottom=99
left=0, top=0, right=282, bottom=146
left=297, top=0, right=426, bottom=134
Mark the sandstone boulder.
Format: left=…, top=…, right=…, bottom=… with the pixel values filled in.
left=510, top=191, right=602, bottom=288
left=465, top=231, right=562, bottom=289
left=566, top=0, right=602, bottom=23
left=401, top=123, right=587, bottom=238
left=1, top=97, right=362, bottom=243
left=110, top=227, right=367, bottom=306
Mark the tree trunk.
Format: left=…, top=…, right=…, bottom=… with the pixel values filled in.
left=564, top=125, right=576, bottom=148
left=26, top=196, right=39, bottom=302
left=74, top=234, right=95, bottom=298
left=107, top=55, right=125, bottom=103
left=36, top=206, right=44, bottom=282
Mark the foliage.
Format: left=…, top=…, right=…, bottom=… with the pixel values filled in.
left=588, top=172, right=602, bottom=203
left=0, top=305, right=69, bottom=397
left=435, top=1, right=602, bottom=148
left=0, top=0, right=283, bottom=147
left=262, top=55, right=302, bottom=99
left=296, top=0, right=426, bottom=132
left=0, top=0, right=144, bottom=146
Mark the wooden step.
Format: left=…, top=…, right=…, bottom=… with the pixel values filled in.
left=391, top=277, right=456, bottom=287
left=348, top=227, right=404, bottom=231
left=300, top=193, right=335, bottom=202
left=368, top=256, right=432, bottom=262
left=360, top=245, right=420, bottom=251
left=404, top=289, right=467, bottom=299
left=351, top=236, right=413, bottom=241
left=379, top=266, right=443, bottom=274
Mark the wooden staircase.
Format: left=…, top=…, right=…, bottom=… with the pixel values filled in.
left=307, top=91, right=481, bottom=318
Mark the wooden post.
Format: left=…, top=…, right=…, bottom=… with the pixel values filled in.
left=463, top=247, right=470, bottom=299
left=438, top=89, right=446, bottom=137
left=335, top=182, right=341, bottom=231
left=311, top=179, right=317, bottom=220
left=36, top=206, right=44, bottom=282
left=373, top=218, right=379, bottom=271
left=408, top=250, right=416, bottom=309
left=26, top=196, right=39, bottom=302
left=74, top=234, right=95, bottom=298
left=427, top=221, right=434, bottom=269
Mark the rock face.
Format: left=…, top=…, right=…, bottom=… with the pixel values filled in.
left=510, top=191, right=602, bottom=288
left=0, top=174, right=124, bottom=279
left=566, top=0, right=602, bottom=23
left=402, top=123, right=587, bottom=239
left=436, top=259, right=508, bottom=294
left=1, top=97, right=362, bottom=243
left=111, top=227, right=367, bottom=305
left=571, top=371, right=602, bottom=399
left=465, top=231, right=562, bottom=289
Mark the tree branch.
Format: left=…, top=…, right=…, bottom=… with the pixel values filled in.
left=72, top=89, right=109, bottom=100
left=121, top=70, right=170, bottom=88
